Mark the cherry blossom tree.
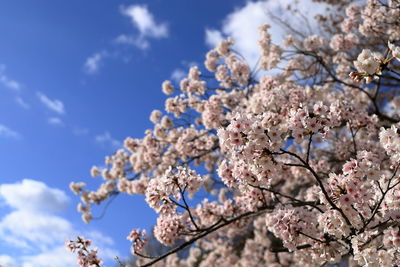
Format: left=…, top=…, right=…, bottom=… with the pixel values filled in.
left=69, top=0, right=400, bottom=266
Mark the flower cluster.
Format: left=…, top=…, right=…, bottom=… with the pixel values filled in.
left=380, top=125, right=400, bottom=163
left=351, top=231, right=394, bottom=266
left=145, top=166, right=203, bottom=214
left=66, top=236, right=102, bottom=267
left=388, top=42, right=400, bottom=61
left=350, top=40, right=400, bottom=83
left=127, top=229, right=147, bottom=253
left=154, top=214, right=184, bottom=246
left=258, top=24, right=282, bottom=70
left=266, top=206, right=318, bottom=251
left=354, top=49, right=381, bottom=75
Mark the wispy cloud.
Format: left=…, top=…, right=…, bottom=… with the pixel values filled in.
left=0, top=65, right=31, bottom=111
left=15, top=96, right=30, bottom=109
left=95, top=131, right=121, bottom=150
left=86, top=5, right=167, bottom=73
left=205, top=0, right=327, bottom=68
left=48, top=117, right=64, bottom=126
left=170, top=62, right=198, bottom=83
left=0, top=65, right=21, bottom=91
left=117, top=5, right=168, bottom=50
left=0, top=179, right=119, bottom=266
left=170, top=68, right=186, bottom=83
left=0, top=124, right=21, bottom=139
left=115, top=34, right=150, bottom=50
left=37, top=92, right=65, bottom=115
left=72, top=127, right=89, bottom=136
left=84, top=51, right=108, bottom=74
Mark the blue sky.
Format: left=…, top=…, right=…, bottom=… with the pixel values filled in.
left=0, top=0, right=327, bottom=266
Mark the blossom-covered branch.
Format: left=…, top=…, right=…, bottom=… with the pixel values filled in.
left=68, top=0, right=400, bottom=266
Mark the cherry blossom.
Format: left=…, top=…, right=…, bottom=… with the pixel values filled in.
left=67, top=1, right=400, bottom=266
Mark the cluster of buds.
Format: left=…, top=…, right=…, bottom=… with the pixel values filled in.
left=349, top=71, right=365, bottom=83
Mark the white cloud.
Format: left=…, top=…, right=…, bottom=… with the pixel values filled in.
left=0, top=179, right=118, bottom=267
left=84, top=51, right=107, bottom=74
left=0, top=65, right=21, bottom=91
left=118, top=5, right=168, bottom=49
left=0, top=124, right=21, bottom=139
left=95, top=131, right=121, bottom=150
left=21, top=246, right=76, bottom=267
left=171, top=68, right=186, bottom=83
left=121, top=5, right=168, bottom=38
left=0, top=255, right=18, bottom=267
left=205, top=0, right=327, bottom=68
left=0, top=179, right=68, bottom=213
left=205, top=28, right=224, bottom=48
left=0, top=180, right=72, bottom=261
left=0, top=210, right=72, bottom=250
left=48, top=117, right=63, bottom=126
left=15, top=97, right=30, bottom=109
left=36, top=92, right=65, bottom=115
